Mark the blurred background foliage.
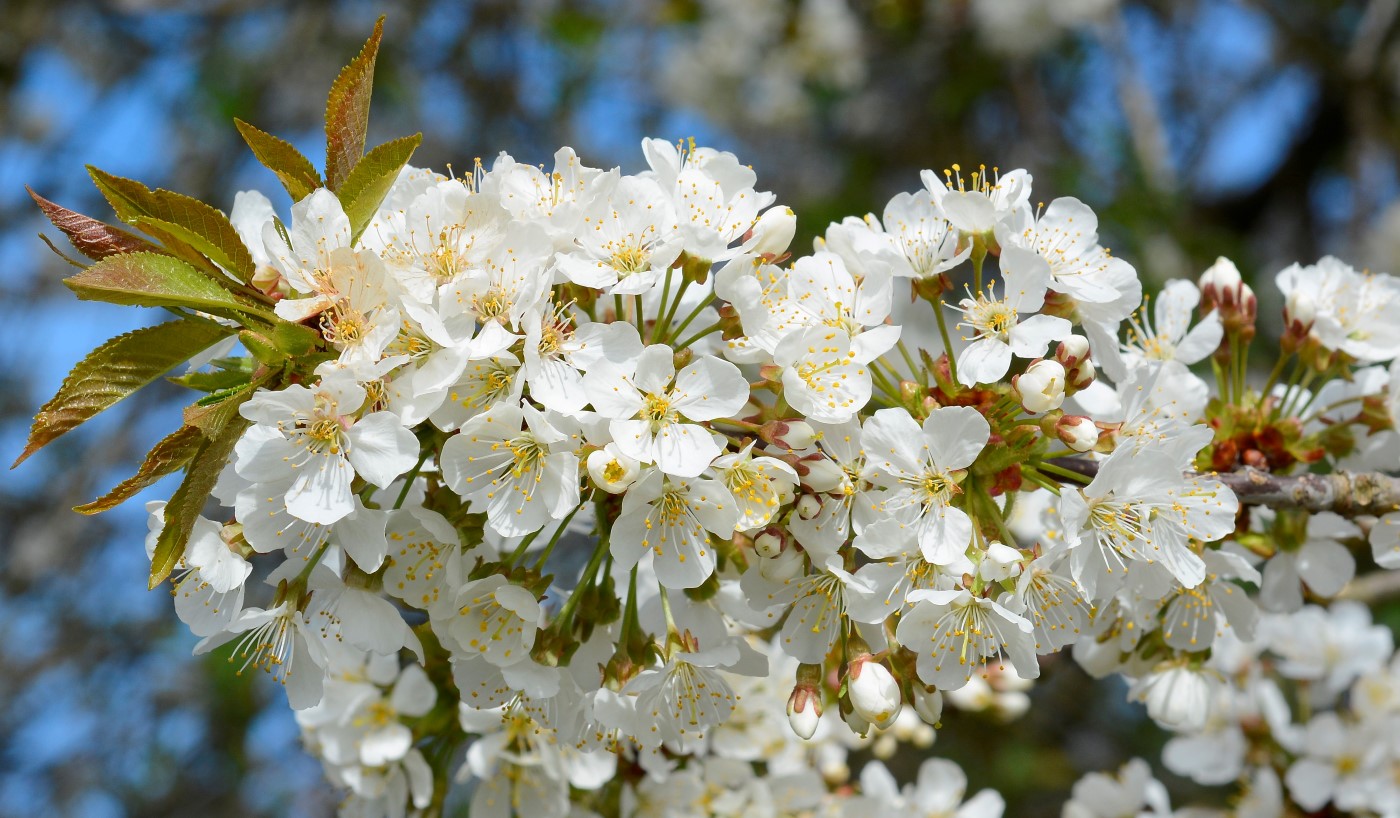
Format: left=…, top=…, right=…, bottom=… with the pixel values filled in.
left=2, top=0, right=1398, bottom=815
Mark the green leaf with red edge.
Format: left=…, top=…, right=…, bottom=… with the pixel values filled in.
left=338, top=133, right=422, bottom=241
left=324, top=16, right=385, bottom=192
left=63, top=251, right=259, bottom=317
left=149, top=415, right=250, bottom=589
left=13, top=317, right=235, bottom=468
left=75, top=425, right=205, bottom=514
left=235, top=119, right=322, bottom=202
left=28, top=186, right=163, bottom=261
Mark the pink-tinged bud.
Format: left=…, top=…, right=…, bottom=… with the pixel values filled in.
left=1056, top=415, right=1099, bottom=452
left=761, top=419, right=817, bottom=451
left=788, top=664, right=824, bottom=740
left=912, top=685, right=943, bottom=726
left=847, top=658, right=901, bottom=729
left=1065, top=356, right=1095, bottom=393
left=1200, top=257, right=1257, bottom=338
left=795, top=493, right=824, bottom=520
left=1054, top=335, right=1091, bottom=368
left=800, top=459, right=845, bottom=493
left=1013, top=360, right=1067, bottom=414
left=251, top=264, right=290, bottom=300
left=754, top=527, right=786, bottom=559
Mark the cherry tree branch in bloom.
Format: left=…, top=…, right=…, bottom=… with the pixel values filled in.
left=1044, top=456, right=1400, bottom=517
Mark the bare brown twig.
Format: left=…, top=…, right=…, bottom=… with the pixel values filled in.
left=1044, top=457, right=1400, bottom=517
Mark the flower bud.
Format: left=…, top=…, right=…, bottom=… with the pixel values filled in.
left=842, top=706, right=871, bottom=737
left=795, top=493, right=824, bottom=520
left=800, top=458, right=845, bottom=493
left=847, top=659, right=901, bottom=729
left=1066, top=357, right=1095, bottom=393
left=1013, top=360, right=1066, bottom=414
left=1054, top=335, right=1091, bottom=368
left=587, top=444, right=641, bottom=494
left=979, top=541, right=1023, bottom=582
left=774, top=479, right=796, bottom=508
left=754, top=527, right=786, bottom=559
left=759, top=547, right=805, bottom=582
left=251, top=264, right=291, bottom=300
left=746, top=206, right=797, bottom=259
left=787, top=663, right=824, bottom=740
left=1056, top=415, right=1099, bottom=452
left=912, top=685, right=943, bottom=726
left=1200, top=257, right=1257, bottom=338
left=1199, top=256, right=1242, bottom=305
left=760, top=419, right=817, bottom=451
left=1134, top=664, right=1216, bottom=732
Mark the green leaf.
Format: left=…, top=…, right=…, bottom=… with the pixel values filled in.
left=168, top=358, right=256, bottom=393
left=240, top=329, right=283, bottom=367
left=28, top=186, right=163, bottom=261
left=88, top=167, right=225, bottom=274
left=63, top=252, right=257, bottom=316
left=272, top=320, right=321, bottom=357
left=131, top=189, right=257, bottom=282
left=13, top=318, right=234, bottom=467
left=324, top=16, right=385, bottom=192
left=149, top=416, right=250, bottom=589
left=183, top=378, right=263, bottom=438
left=75, top=425, right=204, bottom=514
left=235, top=119, right=322, bottom=202
left=338, top=133, right=422, bottom=241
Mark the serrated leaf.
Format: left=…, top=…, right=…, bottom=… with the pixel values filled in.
left=150, top=417, right=249, bottom=589
left=324, top=16, right=385, bottom=192
left=169, top=367, right=254, bottom=393
left=28, top=186, right=163, bottom=261
left=235, top=119, right=322, bottom=202
left=13, top=318, right=234, bottom=467
left=75, top=425, right=204, bottom=514
left=131, top=189, right=256, bottom=282
left=240, top=328, right=283, bottom=367
left=338, top=133, right=422, bottom=241
left=183, top=378, right=263, bottom=437
left=272, top=320, right=320, bottom=356
left=87, top=166, right=160, bottom=222
left=88, top=167, right=224, bottom=274
left=63, top=252, right=255, bottom=316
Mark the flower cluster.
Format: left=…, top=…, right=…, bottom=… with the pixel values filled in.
left=25, top=24, right=1400, bottom=818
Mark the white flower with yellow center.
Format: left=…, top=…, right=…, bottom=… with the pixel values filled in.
left=235, top=374, right=420, bottom=526
left=195, top=598, right=328, bottom=710
left=261, top=188, right=353, bottom=321
left=625, top=634, right=759, bottom=749
left=369, top=178, right=507, bottom=303
left=555, top=175, right=683, bottom=295
left=858, top=406, right=990, bottom=565
left=523, top=304, right=642, bottom=415
left=921, top=163, right=1031, bottom=236
left=774, top=327, right=877, bottom=424
left=439, top=401, right=581, bottom=538
left=995, top=195, right=1135, bottom=306
left=951, top=245, right=1070, bottom=386
left=610, top=470, right=738, bottom=589
left=1059, top=443, right=1239, bottom=599
left=583, top=344, right=748, bottom=478
left=443, top=575, right=543, bottom=668
left=709, top=442, right=798, bottom=531
left=895, top=588, right=1040, bottom=691
left=643, top=137, right=775, bottom=263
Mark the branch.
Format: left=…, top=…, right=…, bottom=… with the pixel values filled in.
left=1044, top=457, right=1400, bottom=517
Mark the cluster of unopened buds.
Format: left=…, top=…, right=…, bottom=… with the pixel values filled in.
left=22, top=23, right=1400, bottom=818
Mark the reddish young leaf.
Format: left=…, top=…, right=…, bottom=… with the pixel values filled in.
left=27, top=186, right=162, bottom=261
left=324, top=16, right=386, bottom=192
